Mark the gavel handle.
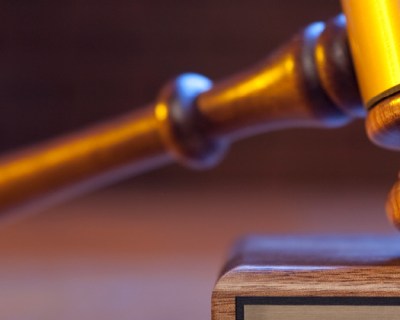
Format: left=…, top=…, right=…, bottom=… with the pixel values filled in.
left=0, top=15, right=364, bottom=219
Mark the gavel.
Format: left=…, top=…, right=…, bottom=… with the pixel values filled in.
left=2, top=1, right=400, bottom=228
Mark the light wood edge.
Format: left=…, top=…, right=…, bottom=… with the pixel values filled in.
left=212, top=266, right=400, bottom=320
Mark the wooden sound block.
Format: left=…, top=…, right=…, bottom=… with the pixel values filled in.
left=212, top=236, right=400, bottom=320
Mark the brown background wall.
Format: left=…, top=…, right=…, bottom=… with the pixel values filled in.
left=1, top=0, right=398, bottom=186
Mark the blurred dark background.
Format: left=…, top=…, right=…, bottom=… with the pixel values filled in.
left=0, top=1, right=399, bottom=319
left=2, top=0, right=399, bottom=184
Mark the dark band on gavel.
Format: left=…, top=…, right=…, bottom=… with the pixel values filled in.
left=1, top=13, right=400, bottom=227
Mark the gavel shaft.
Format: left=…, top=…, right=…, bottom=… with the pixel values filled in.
left=0, top=107, right=172, bottom=217
left=0, top=15, right=364, bottom=218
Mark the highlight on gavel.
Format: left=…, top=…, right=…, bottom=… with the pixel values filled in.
left=2, top=0, right=400, bottom=227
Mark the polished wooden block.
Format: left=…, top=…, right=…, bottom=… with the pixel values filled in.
left=212, top=236, right=400, bottom=320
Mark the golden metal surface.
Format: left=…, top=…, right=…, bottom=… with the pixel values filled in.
left=342, top=0, right=400, bottom=108
left=0, top=106, right=171, bottom=218
left=197, top=20, right=355, bottom=140
left=342, top=0, right=400, bottom=226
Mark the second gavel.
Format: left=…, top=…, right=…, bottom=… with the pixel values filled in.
left=2, top=1, right=400, bottom=228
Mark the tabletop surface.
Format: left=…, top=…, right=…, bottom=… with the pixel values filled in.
left=0, top=181, right=396, bottom=320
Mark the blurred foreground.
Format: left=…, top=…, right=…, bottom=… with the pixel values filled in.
left=0, top=180, right=396, bottom=319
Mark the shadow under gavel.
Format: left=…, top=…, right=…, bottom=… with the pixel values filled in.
left=1, top=15, right=400, bottom=227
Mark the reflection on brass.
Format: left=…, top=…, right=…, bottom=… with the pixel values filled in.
left=0, top=107, right=172, bottom=218
left=340, top=0, right=400, bottom=228
left=342, top=0, right=400, bottom=109
left=0, top=15, right=368, bottom=219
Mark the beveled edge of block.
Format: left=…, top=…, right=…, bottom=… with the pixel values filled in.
left=218, top=234, right=400, bottom=278
left=211, top=235, right=400, bottom=320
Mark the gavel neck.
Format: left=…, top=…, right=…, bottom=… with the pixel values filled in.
left=196, top=15, right=364, bottom=142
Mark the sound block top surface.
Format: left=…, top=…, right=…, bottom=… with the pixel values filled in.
left=221, top=235, right=400, bottom=275
left=212, top=235, right=400, bottom=320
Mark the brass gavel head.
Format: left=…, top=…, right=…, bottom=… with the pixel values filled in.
left=342, top=0, right=400, bottom=150
left=341, top=0, right=400, bottom=228
left=366, top=96, right=400, bottom=151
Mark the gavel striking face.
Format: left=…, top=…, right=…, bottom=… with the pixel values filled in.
left=1, top=1, right=400, bottom=229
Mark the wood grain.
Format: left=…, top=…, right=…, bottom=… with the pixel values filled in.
left=212, top=236, right=400, bottom=320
